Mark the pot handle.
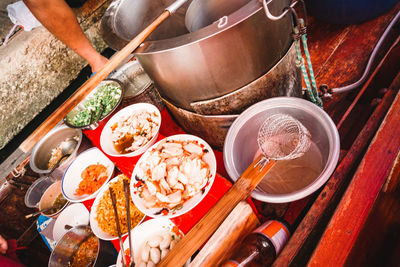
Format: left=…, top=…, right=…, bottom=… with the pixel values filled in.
left=263, top=0, right=305, bottom=22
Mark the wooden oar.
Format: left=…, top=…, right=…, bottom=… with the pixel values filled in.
left=158, top=155, right=275, bottom=266
left=18, top=0, right=188, bottom=154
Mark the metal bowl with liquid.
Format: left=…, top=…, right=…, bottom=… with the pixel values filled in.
left=223, top=97, right=340, bottom=203
left=48, top=225, right=117, bottom=267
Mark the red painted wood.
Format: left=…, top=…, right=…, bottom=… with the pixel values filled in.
left=273, top=49, right=400, bottom=267
left=308, top=90, right=400, bottom=265
left=344, top=151, right=400, bottom=266
left=308, top=4, right=400, bottom=124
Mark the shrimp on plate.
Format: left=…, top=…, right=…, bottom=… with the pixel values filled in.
left=134, top=139, right=211, bottom=212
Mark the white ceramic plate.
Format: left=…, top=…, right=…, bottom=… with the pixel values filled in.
left=115, top=218, right=188, bottom=267
left=61, top=147, right=114, bottom=202
left=52, top=203, right=89, bottom=242
left=90, top=175, right=145, bottom=240
left=130, top=134, right=216, bottom=218
left=100, top=103, right=161, bottom=157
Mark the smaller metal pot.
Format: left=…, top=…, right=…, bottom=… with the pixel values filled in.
left=38, top=180, right=69, bottom=218
left=29, top=125, right=82, bottom=178
left=48, top=225, right=117, bottom=267
left=163, top=97, right=237, bottom=150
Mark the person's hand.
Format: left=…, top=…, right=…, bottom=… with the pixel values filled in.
left=0, top=234, right=8, bottom=254
left=89, top=54, right=108, bottom=74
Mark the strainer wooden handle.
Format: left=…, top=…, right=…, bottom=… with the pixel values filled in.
left=158, top=154, right=275, bottom=267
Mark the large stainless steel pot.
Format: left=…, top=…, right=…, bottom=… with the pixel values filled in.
left=135, top=0, right=293, bottom=110
left=101, top=0, right=293, bottom=110
left=190, top=43, right=301, bottom=115
left=163, top=43, right=301, bottom=149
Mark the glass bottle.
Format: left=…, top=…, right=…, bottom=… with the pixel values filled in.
left=222, top=220, right=290, bottom=267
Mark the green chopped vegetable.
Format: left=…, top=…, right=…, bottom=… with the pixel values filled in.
left=68, top=83, right=122, bottom=126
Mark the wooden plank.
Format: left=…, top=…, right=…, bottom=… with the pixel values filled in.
left=189, top=201, right=260, bottom=267
left=336, top=38, right=400, bottom=149
left=273, top=63, right=400, bottom=267
left=312, top=4, right=400, bottom=123
left=344, top=150, right=400, bottom=266
left=308, top=90, right=400, bottom=266
left=0, top=149, right=29, bottom=181
left=306, top=18, right=352, bottom=79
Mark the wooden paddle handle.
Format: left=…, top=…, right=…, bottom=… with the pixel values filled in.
left=19, top=10, right=171, bottom=153
left=158, top=156, right=275, bottom=267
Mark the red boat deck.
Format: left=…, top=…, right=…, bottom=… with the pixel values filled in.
left=0, top=2, right=400, bottom=266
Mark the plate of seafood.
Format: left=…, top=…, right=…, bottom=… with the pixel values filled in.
left=116, top=218, right=189, bottom=267
left=62, top=147, right=115, bottom=202
left=90, top=174, right=145, bottom=240
left=130, top=134, right=216, bottom=218
left=100, top=103, right=161, bottom=157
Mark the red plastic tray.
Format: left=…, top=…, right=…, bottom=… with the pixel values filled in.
left=81, top=107, right=241, bottom=250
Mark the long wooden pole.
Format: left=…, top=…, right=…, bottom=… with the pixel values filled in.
left=19, top=10, right=171, bottom=153
left=158, top=157, right=275, bottom=267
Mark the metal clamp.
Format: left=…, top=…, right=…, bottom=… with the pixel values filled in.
left=11, top=167, right=26, bottom=178
left=263, top=0, right=297, bottom=21
left=263, top=0, right=308, bottom=26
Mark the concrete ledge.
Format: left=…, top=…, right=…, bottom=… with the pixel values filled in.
left=0, top=0, right=110, bottom=149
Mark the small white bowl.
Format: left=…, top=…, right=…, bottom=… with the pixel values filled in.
left=130, top=134, right=217, bottom=219
left=115, top=218, right=188, bottom=267
left=90, top=176, right=145, bottom=240
left=100, top=103, right=161, bottom=157
left=61, top=147, right=114, bottom=202
left=39, top=180, right=69, bottom=218
left=52, top=203, right=89, bottom=242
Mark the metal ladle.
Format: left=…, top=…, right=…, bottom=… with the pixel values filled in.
left=60, top=137, right=78, bottom=155
left=47, top=137, right=78, bottom=175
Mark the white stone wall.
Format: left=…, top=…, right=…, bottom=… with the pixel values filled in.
left=0, top=1, right=110, bottom=149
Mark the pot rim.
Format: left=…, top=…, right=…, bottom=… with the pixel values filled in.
left=135, top=0, right=276, bottom=55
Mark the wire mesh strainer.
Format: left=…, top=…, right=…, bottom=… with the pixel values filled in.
left=158, top=113, right=313, bottom=267
left=257, top=113, right=312, bottom=163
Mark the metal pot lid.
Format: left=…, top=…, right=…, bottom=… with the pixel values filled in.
left=109, top=60, right=153, bottom=98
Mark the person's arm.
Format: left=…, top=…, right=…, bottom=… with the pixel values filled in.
left=0, top=235, right=7, bottom=254
left=23, top=0, right=108, bottom=73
